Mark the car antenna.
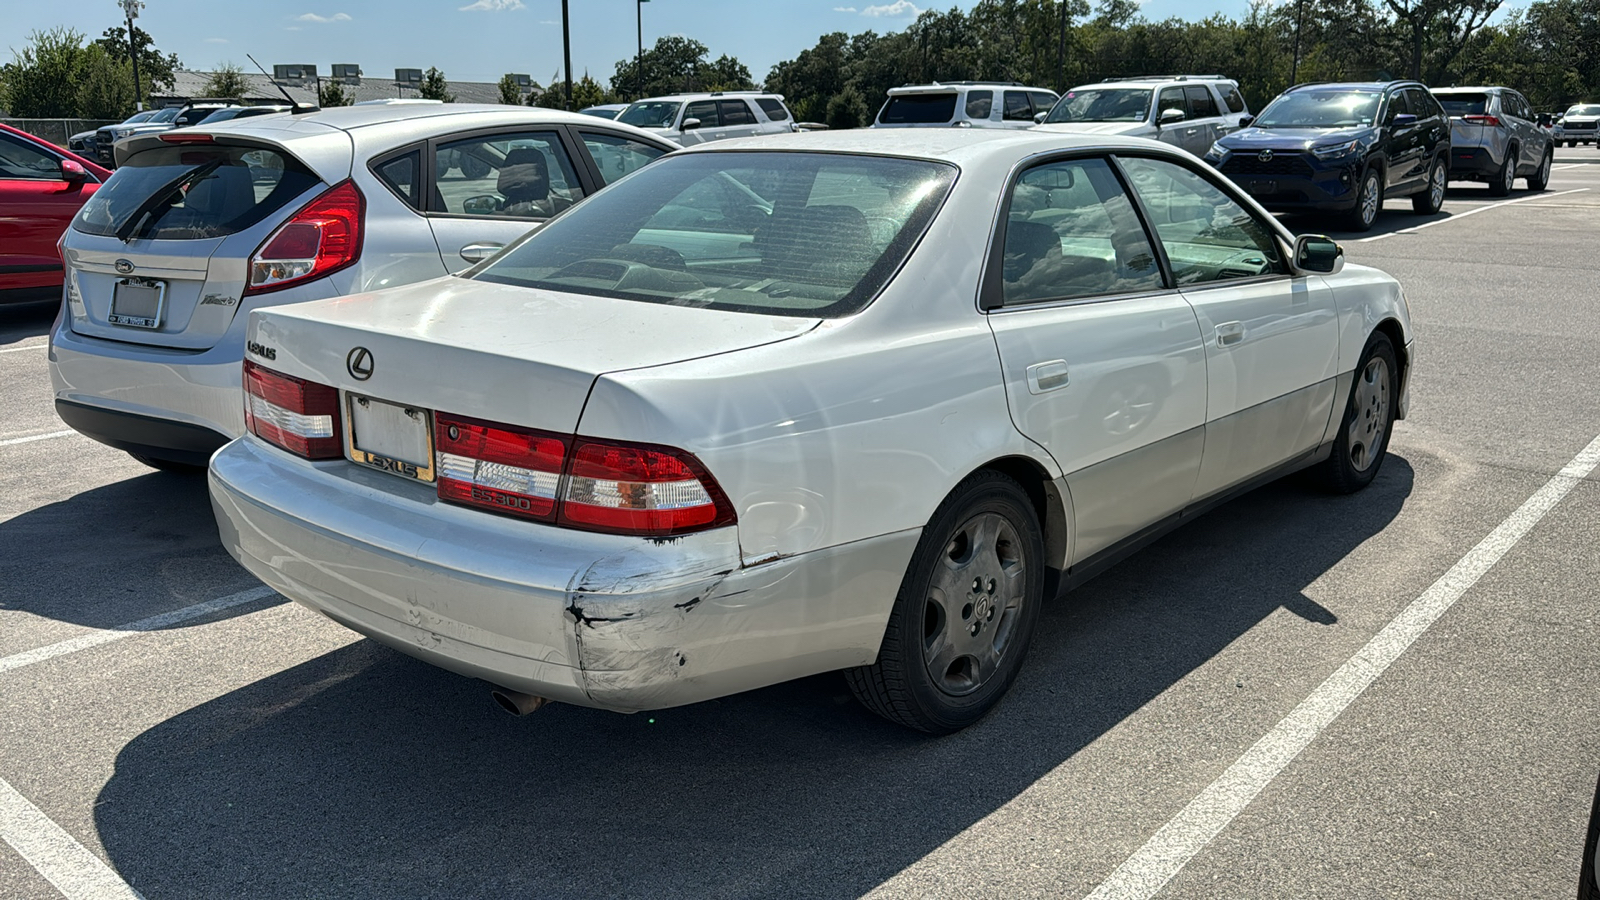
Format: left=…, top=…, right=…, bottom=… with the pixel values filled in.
left=246, top=54, right=317, bottom=114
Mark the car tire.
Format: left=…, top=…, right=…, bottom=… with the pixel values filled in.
left=1317, top=331, right=1398, bottom=494
left=844, top=470, right=1044, bottom=734
left=1411, top=156, right=1446, bottom=214
left=1528, top=147, right=1553, bottom=191
left=129, top=453, right=204, bottom=473
left=1344, top=168, right=1382, bottom=232
left=1488, top=150, right=1516, bottom=197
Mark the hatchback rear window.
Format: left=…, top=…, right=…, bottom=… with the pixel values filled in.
left=473, top=151, right=956, bottom=318
left=878, top=94, right=958, bottom=125
left=73, top=144, right=320, bottom=241
left=1435, top=93, right=1488, bottom=117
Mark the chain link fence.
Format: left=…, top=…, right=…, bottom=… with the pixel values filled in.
left=1, top=118, right=121, bottom=148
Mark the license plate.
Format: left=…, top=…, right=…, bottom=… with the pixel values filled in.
left=345, top=394, right=436, bottom=482
left=108, top=279, right=166, bottom=329
left=1247, top=180, right=1277, bottom=196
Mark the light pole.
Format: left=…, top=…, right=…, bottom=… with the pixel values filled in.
left=637, top=0, right=649, bottom=101
left=121, top=0, right=145, bottom=111
left=561, top=0, right=573, bottom=109
left=1291, top=0, right=1304, bottom=85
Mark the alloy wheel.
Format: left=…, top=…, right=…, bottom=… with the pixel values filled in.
left=1430, top=164, right=1446, bottom=208
left=1361, top=174, right=1380, bottom=227
left=1347, top=355, right=1391, bottom=472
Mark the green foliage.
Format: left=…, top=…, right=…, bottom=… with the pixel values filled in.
left=318, top=80, right=351, bottom=108
left=611, top=36, right=754, bottom=99
left=1, top=27, right=90, bottom=117
left=75, top=45, right=137, bottom=119
left=497, top=74, right=523, bottom=106
left=203, top=63, right=250, bottom=102
left=420, top=67, right=454, bottom=102
left=93, top=25, right=180, bottom=92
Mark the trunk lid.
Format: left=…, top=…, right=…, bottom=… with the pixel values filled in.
left=249, top=276, right=820, bottom=435
left=1448, top=117, right=1487, bottom=149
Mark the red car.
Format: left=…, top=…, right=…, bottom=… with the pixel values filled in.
left=0, top=123, right=111, bottom=305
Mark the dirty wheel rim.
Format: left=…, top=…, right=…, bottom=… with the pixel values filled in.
left=1361, top=175, right=1380, bottom=225
left=1429, top=163, right=1446, bottom=207
left=1504, top=158, right=1516, bottom=193
left=922, top=511, right=1027, bottom=697
left=1347, top=356, right=1391, bottom=473
left=1539, top=152, right=1551, bottom=184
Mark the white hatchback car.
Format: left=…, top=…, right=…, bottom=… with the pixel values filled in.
left=1034, top=75, right=1251, bottom=157
left=51, top=104, right=676, bottom=468
left=210, top=129, right=1414, bottom=732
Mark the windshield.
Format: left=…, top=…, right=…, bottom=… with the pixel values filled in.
left=1255, top=90, right=1382, bottom=128
left=1043, top=88, right=1150, bottom=124
left=73, top=145, right=321, bottom=241
left=149, top=108, right=180, bottom=124
left=472, top=151, right=955, bottom=318
left=1435, top=93, right=1488, bottom=117
left=122, top=110, right=157, bottom=125
left=619, top=101, right=682, bottom=129
left=1567, top=105, right=1600, bottom=117
left=877, top=93, right=958, bottom=125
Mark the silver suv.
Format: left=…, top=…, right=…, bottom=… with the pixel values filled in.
left=616, top=92, right=797, bottom=145
left=1431, top=86, right=1553, bottom=195
left=1033, top=75, right=1251, bottom=157
left=872, top=82, right=1059, bottom=129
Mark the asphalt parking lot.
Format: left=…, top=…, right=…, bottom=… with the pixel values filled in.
left=3, top=147, right=1599, bottom=900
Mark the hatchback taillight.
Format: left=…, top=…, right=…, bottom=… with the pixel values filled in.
left=245, top=180, right=364, bottom=295
left=243, top=361, right=342, bottom=459
left=433, top=414, right=735, bottom=536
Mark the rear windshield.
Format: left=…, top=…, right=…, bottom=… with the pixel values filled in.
left=1435, top=93, right=1488, bottom=116
left=619, top=101, right=682, bottom=129
left=1254, top=90, right=1382, bottom=128
left=878, top=94, right=958, bottom=125
left=472, top=151, right=956, bottom=318
left=73, top=144, right=320, bottom=241
left=1044, top=88, right=1150, bottom=123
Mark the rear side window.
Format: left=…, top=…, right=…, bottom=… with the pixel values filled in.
left=73, top=145, right=320, bottom=240
left=719, top=100, right=757, bottom=126
left=1220, top=85, right=1247, bottom=114
left=373, top=149, right=422, bottom=210
left=1003, top=91, right=1034, bottom=121
left=878, top=94, right=957, bottom=125
left=1435, top=93, right=1488, bottom=117
left=965, top=90, right=994, bottom=120
left=1185, top=86, right=1219, bottom=119
left=755, top=98, right=790, bottom=121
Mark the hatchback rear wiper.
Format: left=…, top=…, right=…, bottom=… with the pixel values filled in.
left=114, top=159, right=225, bottom=243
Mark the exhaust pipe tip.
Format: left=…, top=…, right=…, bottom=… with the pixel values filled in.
left=491, top=688, right=548, bottom=716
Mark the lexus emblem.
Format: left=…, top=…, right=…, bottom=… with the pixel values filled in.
left=346, top=347, right=374, bottom=381
left=114, top=259, right=135, bottom=275
left=1257, top=150, right=1275, bottom=163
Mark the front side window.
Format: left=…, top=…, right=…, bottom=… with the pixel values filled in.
left=473, top=151, right=955, bottom=318
left=965, top=90, right=994, bottom=120
left=683, top=101, right=720, bottom=129
left=878, top=93, right=958, bottom=125
left=428, top=132, right=585, bottom=219
left=73, top=145, right=318, bottom=240
left=618, top=101, right=682, bottom=129
left=1157, top=88, right=1187, bottom=121
left=580, top=131, right=668, bottom=182
left=1118, top=156, right=1286, bottom=286
left=1255, top=89, right=1382, bottom=128
left=0, top=132, right=60, bottom=181
left=1044, top=88, right=1149, bottom=124
left=1385, top=90, right=1414, bottom=121
left=1001, top=157, right=1164, bottom=305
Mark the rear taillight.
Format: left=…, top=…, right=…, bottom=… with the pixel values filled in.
left=436, top=414, right=568, bottom=522
left=1463, top=115, right=1501, bottom=127
left=243, top=361, right=342, bottom=459
left=433, top=415, right=735, bottom=536
left=159, top=133, right=214, bottom=144
left=559, top=440, right=734, bottom=535
left=245, top=180, right=364, bottom=296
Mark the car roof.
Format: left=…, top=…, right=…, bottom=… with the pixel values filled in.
left=1430, top=86, right=1505, bottom=93
left=179, top=103, right=652, bottom=140
left=1287, top=81, right=1418, bottom=92
left=631, top=92, right=783, bottom=103
left=676, top=126, right=1179, bottom=166
left=888, top=83, right=1056, bottom=95
left=1071, top=78, right=1233, bottom=90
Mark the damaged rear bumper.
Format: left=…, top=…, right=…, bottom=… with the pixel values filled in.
left=209, top=436, right=917, bottom=712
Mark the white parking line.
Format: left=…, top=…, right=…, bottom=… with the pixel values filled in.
left=1358, top=188, right=1591, bottom=242
left=0, top=776, right=144, bottom=900
left=1552, top=163, right=1585, bottom=170
left=1082, top=429, right=1600, bottom=900
left=0, top=586, right=277, bottom=677
left=0, top=342, right=47, bottom=354
left=0, top=430, right=76, bottom=448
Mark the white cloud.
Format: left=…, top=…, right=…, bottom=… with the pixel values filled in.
left=862, top=0, right=918, bottom=15
left=834, top=6, right=857, bottom=11
left=459, top=0, right=525, bottom=10
left=295, top=12, right=352, bottom=23
left=204, top=37, right=229, bottom=43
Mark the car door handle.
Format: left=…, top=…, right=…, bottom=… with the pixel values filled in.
left=1216, top=322, right=1247, bottom=346
left=459, top=242, right=504, bottom=263
left=1026, top=360, right=1070, bottom=394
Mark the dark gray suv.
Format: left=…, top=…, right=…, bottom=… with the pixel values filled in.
left=1431, top=86, right=1553, bottom=196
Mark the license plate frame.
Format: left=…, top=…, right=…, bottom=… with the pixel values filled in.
left=108, top=278, right=166, bottom=329
left=344, top=393, right=436, bottom=483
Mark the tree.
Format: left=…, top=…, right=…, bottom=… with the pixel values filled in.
left=497, top=74, right=523, bottom=105
left=611, top=36, right=754, bottom=99
left=420, top=66, right=454, bottom=102
left=75, top=45, right=137, bottom=119
left=0, top=27, right=87, bottom=118
left=203, top=63, right=250, bottom=101
left=318, top=80, right=351, bottom=108
left=1383, top=0, right=1503, bottom=80
left=92, top=24, right=179, bottom=95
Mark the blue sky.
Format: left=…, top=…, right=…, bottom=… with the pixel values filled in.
left=4, top=0, right=1529, bottom=89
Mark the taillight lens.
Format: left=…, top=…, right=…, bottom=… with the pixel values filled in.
left=1463, top=115, right=1501, bottom=127
left=559, top=440, right=734, bottom=535
left=243, top=361, right=342, bottom=459
left=245, top=180, right=364, bottom=295
left=435, top=414, right=567, bottom=522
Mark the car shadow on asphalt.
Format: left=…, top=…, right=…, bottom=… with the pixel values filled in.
left=0, top=469, right=272, bottom=631
left=90, top=457, right=1414, bottom=899
left=1286, top=185, right=1539, bottom=242
left=0, top=300, right=58, bottom=346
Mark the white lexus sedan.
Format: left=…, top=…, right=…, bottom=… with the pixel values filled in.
left=209, top=129, right=1414, bottom=733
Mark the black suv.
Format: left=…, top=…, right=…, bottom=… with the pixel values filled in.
left=1204, top=81, right=1451, bottom=231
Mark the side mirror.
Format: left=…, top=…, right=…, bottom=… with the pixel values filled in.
left=1158, top=108, right=1186, bottom=126
left=1391, top=113, right=1418, bottom=128
left=60, top=159, right=88, bottom=184
left=1238, top=115, right=1255, bottom=128
left=1033, top=110, right=1049, bottom=124
left=462, top=195, right=499, bottom=215
left=1293, top=234, right=1344, bottom=275
left=680, top=117, right=702, bottom=130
